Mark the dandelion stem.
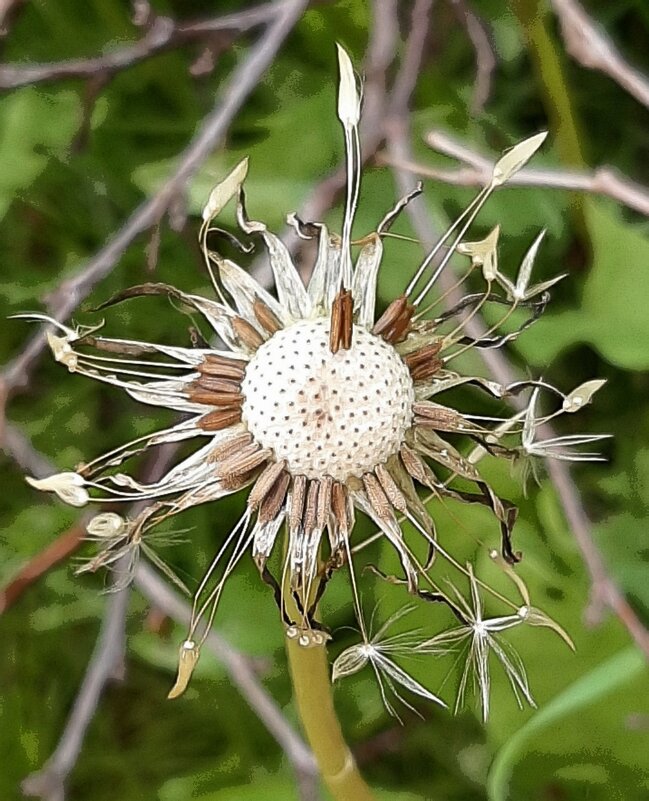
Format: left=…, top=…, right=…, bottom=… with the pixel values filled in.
left=286, top=636, right=376, bottom=801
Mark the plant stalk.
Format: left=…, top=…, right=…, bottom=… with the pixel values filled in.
left=286, top=636, right=376, bottom=801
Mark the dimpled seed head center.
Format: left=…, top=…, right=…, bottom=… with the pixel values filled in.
left=240, top=319, right=415, bottom=482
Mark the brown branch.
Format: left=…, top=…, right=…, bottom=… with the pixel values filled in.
left=384, top=7, right=649, bottom=661
left=378, top=128, right=649, bottom=218
left=0, top=2, right=284, bottom=90
left=0, top=520, right=86, bottom=615
left=0, top=424, right=91, bottom=614
left=1, top=0, right=309, bottom=402
left=551, top=0, right=649, bottom=111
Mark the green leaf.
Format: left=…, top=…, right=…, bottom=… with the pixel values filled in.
left=517, top=200, right=649, bottom=370
left=0, top=87, right=81, bottom=220
left=487, top=646, right=647, bottom=801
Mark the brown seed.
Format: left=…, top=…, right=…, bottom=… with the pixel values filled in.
left=289, top=475, right=308, bottom=533
left=207, top=432, right=252, bottom=463
left=187, top=389, right=243, bottom=407
left=403, top=342, right=443, bottom=369
left=221, top=472, right=256, bottom=492
left=362, top=472, right=392, bottom=521
left=259, top=471, right=290, bottom=524
left=329, top=288, right=354, bottom=353
left=232, top=316, right=265, bottom=350
left=198, top=408, right=242, bottom=431
left=248, top=460, right=287, bottom=511
left=375, top=464, right=407, bottom=513
left=399, top=443, right=429, bottom=485
left=253, top=298, right=282, bottom=335
left=409, top=358, right=443, bottom=381
left=214, top=443, right=271, bottom=480
left=303, top=480, right=320, bottom=534
left=372, top=294, right=414, bottom=342
left=413, top=402, right=466, bottom=432
left=388, top=309, right=416, bottom=344
left=198, top=354, right=246, bottom=380
left=331, top=481, right=350, bottom=536
left=316, top=476, right=333, bottom=530
left=193, top=375, right=241, bottom=394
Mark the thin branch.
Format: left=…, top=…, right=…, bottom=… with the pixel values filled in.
left=378, top=128, right=649, bottom=218
left=2, top=0, right=309, bottom=400
left=0, top=0, right=25, bottom=37
left=134, top=563, right=319, bottom=797
left=551, top=0, right=649, bottom=111
left=0, top=520, right=86, bottom=615
left=0, top=2, right=284, bottom=89
left=384, top=11, right=649, bottom=662
left=21, top=444, right=175, bottom=801
left=448, top=0, right=496, bottom=114
left=1, top=421, right=55, bottom=479
left=21, top=575, right=130, bottom=801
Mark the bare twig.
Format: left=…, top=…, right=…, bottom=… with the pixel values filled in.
left=448, top=0, right=496, bottom=114
left=551, top=0, right=649, bottom=111
left=2, top=0, right=309, bottom=400
left=21, top=576, right=130, bottom=801
left=0, top=0, right=25, bottom=37
left=0, top=520, right=86, bottom=615
left=134, top=563, right=319, bottom=798
left=378, top=128, right=649, bottom=218
left=385, top=5, right=649, bottom=661
left=21, top=444, right=175, bottom=801
left=10, top=430, right=318, bottom=800
left=0, top=424, right=90, bottom=614
left=0, top=2, right=285, bottom=89
left=1, top=421, right=55, bottom=479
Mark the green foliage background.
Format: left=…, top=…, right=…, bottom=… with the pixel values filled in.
left=1, top=1, right=648, bottom=799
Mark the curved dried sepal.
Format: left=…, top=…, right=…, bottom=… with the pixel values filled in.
left=457, top=224, right=500, bottom=281
left=202, top=158, right=249, bottom=222
left=167, top=640, right=200, bottom=699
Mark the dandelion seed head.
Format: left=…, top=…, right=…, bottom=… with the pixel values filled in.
left=241, top=319, right=414, bottom=481
left=21, top=47, right=597, bottom=706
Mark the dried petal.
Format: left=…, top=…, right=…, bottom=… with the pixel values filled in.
left=26, top=472, right=89, bottom=507
left=562, top=379, right=607, bottom=413
left=491, top=132, right=547, bottom=186
left=202, top=158, right=249, bottom=221
left=336, top=43, right=360, bottom=127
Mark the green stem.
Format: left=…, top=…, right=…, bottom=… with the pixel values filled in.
left=511, top=0, right=589, bottom=245
left=511, top=0, right=585, bottom=168
left=286, top=636, right=376, bottom=801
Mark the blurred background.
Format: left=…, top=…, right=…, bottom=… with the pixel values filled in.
left=1, top=1, right=648, bottom=799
